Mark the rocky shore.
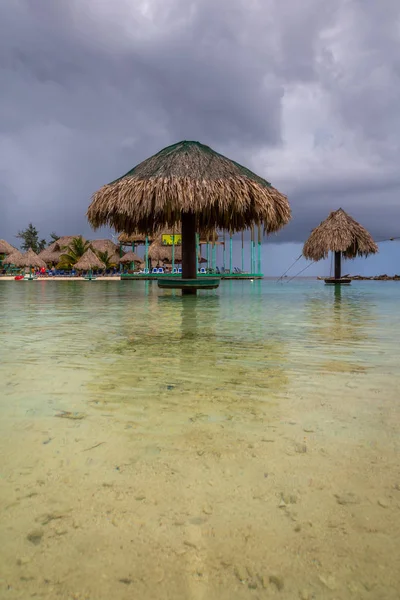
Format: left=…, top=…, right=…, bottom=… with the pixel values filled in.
left=318, top=274, right=400, bottom=281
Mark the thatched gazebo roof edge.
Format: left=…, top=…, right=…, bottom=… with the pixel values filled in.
left=303, top=208, right=378, bottom=261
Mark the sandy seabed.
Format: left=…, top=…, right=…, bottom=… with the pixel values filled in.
left=0, top=372, right=399, bottom=600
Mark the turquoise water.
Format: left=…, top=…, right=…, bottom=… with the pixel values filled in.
left=0, top=280, right=399, bottom=599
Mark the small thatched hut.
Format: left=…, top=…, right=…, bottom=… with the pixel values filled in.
left=303, top=208, right=378, bottom=282
left=3, top=250, right=24, bottom=265
left=90, top=239, right=119, bottom=254
left=148, top=241, right=182, bottom=264
left=118, top=232, right=151, bottom=246
left=74, top=248, right=105, bottom=271
left=39, top=242, right=62, bottom=265
left=119, top=251, right=142, bottom=265
left=56, top=235, right=86, bottom=249
left=88, top=140, right=290, bottom=292
left=0, top=240, right=16, bottom=255
left=11, top=248, right=46, bottom=270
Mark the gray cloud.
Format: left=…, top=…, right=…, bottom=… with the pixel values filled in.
left=0, top=0, right=399, bottom=246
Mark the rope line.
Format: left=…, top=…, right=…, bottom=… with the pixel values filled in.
left=286, top=261, right=316, bottom=283
left=276, top=254, right=303, bottom=283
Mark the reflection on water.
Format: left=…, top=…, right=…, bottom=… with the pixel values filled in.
left=0, top=280, right=400, bottom=600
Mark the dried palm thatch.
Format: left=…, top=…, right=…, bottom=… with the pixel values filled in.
left=303, top=208, right=378, bottom=261
left=0, top=239, right=16, bottom=255
left=118, top=232, right=151, bottom=245
left=11, top=248, right=47, bottom=268
left=39, top=246, right=62, bottom=265
left=148, top=241, right=182, bottom=263
left=56, top=236, right=86, bottom=249
left=119, top=251, right=142, bottom=264
left=87, top=140, right=290, bottom=234
left=90, top=239, right=119, bottom=254
left=3, top=250, right=23, bottom=264
left=74, top=248, right=105, bottom=271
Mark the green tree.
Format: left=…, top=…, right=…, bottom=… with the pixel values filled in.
left=49, top=232, right=59, bottom=245
left=16, top=223, right=46, bottom=253
left=97, top=250, right=117, bottom=270
left=58, top=236, right=91, bottom=269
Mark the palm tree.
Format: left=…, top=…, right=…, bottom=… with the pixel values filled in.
left=58, top=236, right=92, bottom=269
left=97, top=250, right=118, bottom=270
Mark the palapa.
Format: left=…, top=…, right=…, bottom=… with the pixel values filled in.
left=0, top=239, right=16, bottom=255
left=73, top=248, right=105, bottom=271
left=39, top=244, right=62, bottom=265
left=56, top=235, right=87, bottom=249
left=119, top=251, right=142, bottom=264
left=303, top=208, right=378, bottom=281
left=90, top=239, right=119, bottom=254
left=88, top=141, right=290, bottom=290
left=303, top=209, right=378, bottom=260
left=3, top=250, right=24, bottom=264
left=11, top=248, right=47, bottom=269
left=118, top=232, right=151, bottom=245
left=148, top=240, right=182, bottom=263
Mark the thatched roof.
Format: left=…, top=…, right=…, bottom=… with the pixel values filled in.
left=0, top=239, right=16, bottom=255
left=38, top=246, right=62, bottom=265
left=74, top=248, right=105, bottom=270
left=11, top=248, right=47, bottom=268
left=303, top=208, right=379, bottom=261
left=3, top=250, right=24, bottom=264
left=148, top=242, right=182, bottom=263
left=88, top=140, right=291, bottom=234
left=118, top=232, right=151, bottom=245
left=56, top=236, right=86, bottom=249
left=90, top=239, right=119, bottom=253
left=119, top=251, right=142, bottom=264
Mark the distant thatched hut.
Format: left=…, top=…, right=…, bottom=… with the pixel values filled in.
left=39, top=242, right=62, bottom=265
left=10, top=248, right=46, bottom=270
left=90, top=239, right=119, bottom=254
left=74, top=248, right=105, bottom=271
left=3, top=250, right=24, bottom=265
left=119, top=251, right=142, bottom=265
left=0, top=240, right=16, bottom=255
left=303, top=208, right=378, bottom=284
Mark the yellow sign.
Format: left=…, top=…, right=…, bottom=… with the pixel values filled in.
left=162, top=234, right=182, bottom=246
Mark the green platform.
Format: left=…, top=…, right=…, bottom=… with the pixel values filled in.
left=157, top=277, right=220, bottom=290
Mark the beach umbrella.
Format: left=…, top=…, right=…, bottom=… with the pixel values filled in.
left=56, top=235, right=87, bottom=249
left=0, top=240, right=17, bottom=255
left=148, top=240, right=183, bottom=264
left=87, top=140, right=291, bottom=292
left=303, top=208, right=378, bottom=282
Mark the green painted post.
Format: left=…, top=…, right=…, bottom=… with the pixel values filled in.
left=212, top=241, right=216, bottom=272
left=241, top=231, right=244, bottom=273
left=229, top=233, right=233, bottom=273
left=145, top=236, right=149, bottom=271
left=119, top=242, right=123, bottom=273
left=206, top=241, right=210, bottom=270
left=172, top=235, right=175, bottom=272
left=223, top=232, right=226, bottom=271
left=257, top=225, right=262, bottom=274
left=196, top=233, right=199, bottom=273
left=250, top=227, right=254, bottom=274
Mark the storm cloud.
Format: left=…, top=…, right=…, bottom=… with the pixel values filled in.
left=1, top=0, right=399, bottom=246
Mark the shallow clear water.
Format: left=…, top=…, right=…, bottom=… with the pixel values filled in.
left=0, top=280, right=399, bottom=599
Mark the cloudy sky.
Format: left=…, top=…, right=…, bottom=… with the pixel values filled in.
left=1, top=0, right=400, bottom=274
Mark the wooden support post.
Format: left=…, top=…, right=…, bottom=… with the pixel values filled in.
left=181, top=212, right=197, bottom=294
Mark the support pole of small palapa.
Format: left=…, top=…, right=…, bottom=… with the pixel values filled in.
left=181, top=211, right=197, bottom=294
left=334, top=251, right=341, bottom=280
